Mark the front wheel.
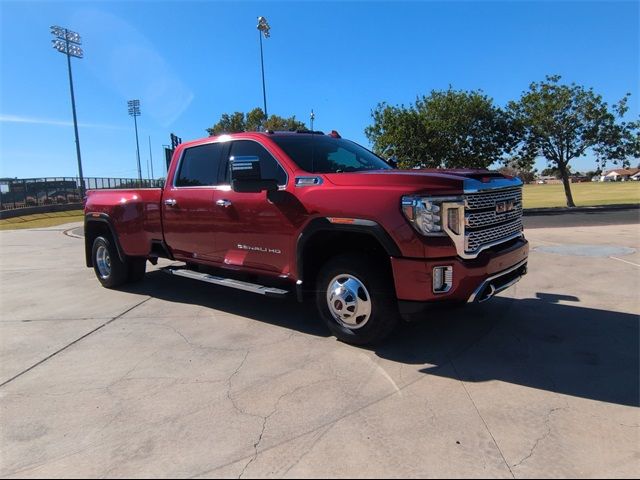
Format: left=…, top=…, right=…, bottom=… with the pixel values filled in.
left=316, top=253, right=399, bottom=345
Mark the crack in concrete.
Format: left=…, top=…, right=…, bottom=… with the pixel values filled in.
left=280, top=424, right=335, bottom=477
left=512, top=407, right=566, bottom=469
left=237, top=379, right=329, bottom=479
left=0, top=298, right=151, bottom=389
left=448, top=357, right=516, bottom=479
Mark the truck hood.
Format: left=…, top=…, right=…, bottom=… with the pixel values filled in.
left=323, top=169, right=521, bottom=194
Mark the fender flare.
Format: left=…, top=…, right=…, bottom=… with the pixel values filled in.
left=84, top=213, right=126, bottom=266
left=295, top=217, right=401, bottom=299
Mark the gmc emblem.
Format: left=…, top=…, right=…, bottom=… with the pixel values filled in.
left=496, top=200, right=515, bottom=214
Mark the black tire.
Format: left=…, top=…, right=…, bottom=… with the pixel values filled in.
left=128, top=257, right=147, bottom=283
left=316, top=253, right=399, bottom=345
left=91, top=236, right=128, bottom=288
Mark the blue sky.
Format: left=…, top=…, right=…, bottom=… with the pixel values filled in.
left=1, top=0, right=638, bottom=179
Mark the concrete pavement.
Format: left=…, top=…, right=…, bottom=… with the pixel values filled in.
left=0, top=222, right=638, bottom=478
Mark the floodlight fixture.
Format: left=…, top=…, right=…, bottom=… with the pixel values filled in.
left=50, top=25, right=85, bottom=195
left=257, top=16, right=271, bottom=121
left=127, top=100, right=143, bottom=182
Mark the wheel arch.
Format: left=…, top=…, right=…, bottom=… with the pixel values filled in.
left=84, top=213, right=125, bottom=267
left=296, top=217, right=400, bottom=300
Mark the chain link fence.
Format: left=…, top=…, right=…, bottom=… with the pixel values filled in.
left=0, top=177, right=164, bottom=211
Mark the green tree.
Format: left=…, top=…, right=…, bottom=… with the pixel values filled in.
left=206, top=112, right=245, bottom=136
left=264, top=114, right=306, bottom=132
left=540, top=166, right=567, bottom=178
left=206, top=108, right=306, bottom=136
left=245, top=108, right=266, bottom=132
left=499, top=159, right=537, bottom=183
left=508, top=75, right=639, bottom=207
left=365, top=88, right=516, bottom=169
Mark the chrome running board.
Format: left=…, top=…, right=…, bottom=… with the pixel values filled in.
left=164, top=268, right=289, bottom=298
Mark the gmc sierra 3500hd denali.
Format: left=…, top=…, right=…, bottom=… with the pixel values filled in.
left=84, top=130, right=528, bottom=344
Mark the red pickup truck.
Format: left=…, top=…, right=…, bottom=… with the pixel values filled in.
left=85, top=130, right=528, bottom=344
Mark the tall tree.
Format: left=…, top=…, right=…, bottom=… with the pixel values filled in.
left=365, top=88, right=516, bottom=169
left=245, top=108, right=266, bottom=132
left=508, top=75, right=639, bottom=207
left=206, top=112, right=245, bottom=136
left=499, top=158, right=537, bottom=183
left=207, top=108, right=306, bottom=136
left=264, top=114, right=305, bottom=132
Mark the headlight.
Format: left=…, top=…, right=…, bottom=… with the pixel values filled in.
left=401, top=195, right=463, bottom=237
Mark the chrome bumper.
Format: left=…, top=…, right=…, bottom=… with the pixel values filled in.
left=467, top=259, right=528, bottom=303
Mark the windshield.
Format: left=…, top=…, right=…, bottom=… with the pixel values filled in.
left=271, top=135, right=392, bottom=173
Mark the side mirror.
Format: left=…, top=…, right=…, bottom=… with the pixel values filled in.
left=387, top=155, right=398, bottom=169
left=230, top=156, right=278, bottom=193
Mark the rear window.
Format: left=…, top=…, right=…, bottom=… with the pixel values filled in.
left=176, top=143, right=223, bottom=187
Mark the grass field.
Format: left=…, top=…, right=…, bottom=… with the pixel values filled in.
left=523, top=182, right=640, bottom=209
left=0, top=210, right=83, bottom=231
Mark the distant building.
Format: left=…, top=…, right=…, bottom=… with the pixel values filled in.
left=602, top=168, right=640, bottom=182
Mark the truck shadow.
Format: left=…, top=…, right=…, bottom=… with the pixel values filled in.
left=376, top=293, right=639, bottom=408
left=123, top=270, right=330, bottom=338
left=126, top=272, right=639, bottom=408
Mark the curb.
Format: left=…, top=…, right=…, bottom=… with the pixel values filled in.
left=523, top=204, right=639, bottom=216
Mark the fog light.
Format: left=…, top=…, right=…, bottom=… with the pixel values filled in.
left=433, top=266, right=453, bottom=293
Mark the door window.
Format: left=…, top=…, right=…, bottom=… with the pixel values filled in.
left=228, top=140, right=287, bottom=186
left=175, top=143, right=224, bottom=187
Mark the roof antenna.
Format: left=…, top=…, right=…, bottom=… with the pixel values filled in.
left=310, top=109, right=316, bottom=173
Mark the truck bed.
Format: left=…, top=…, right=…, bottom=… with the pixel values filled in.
left=84, top=188, right=163, bottom=257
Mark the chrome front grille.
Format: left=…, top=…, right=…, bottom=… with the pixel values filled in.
left=466, top=206, right=522, bottom=228
left=465, top=187, right=522, bottom=210
left=465, top=219, right=523, bottom=253
left=463, top=186, right=523, bottom=254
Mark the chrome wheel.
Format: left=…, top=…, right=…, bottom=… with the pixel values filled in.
left=326, top=274, right=372, bottom=330
left=95, top=244, right=111, bottom=279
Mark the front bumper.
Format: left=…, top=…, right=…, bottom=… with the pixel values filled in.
left=392, top=238, right=529, bottom=318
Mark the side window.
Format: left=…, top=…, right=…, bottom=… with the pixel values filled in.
left=175, top=143, right=223, bottom=187
left=228, top=140, right=287, bottom=186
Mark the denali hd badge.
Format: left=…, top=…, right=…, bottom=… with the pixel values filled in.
left=496, top=200, right=516, bottom=214
left=237, top=244, right=282, bottom=254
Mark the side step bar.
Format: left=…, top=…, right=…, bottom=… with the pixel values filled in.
left=164, top=268, right=289, bottom=298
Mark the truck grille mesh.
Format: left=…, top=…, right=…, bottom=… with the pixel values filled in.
left=465, top=187, right=522, bottom=210
left=463, top=186, right=523, bottom=253
left=466, top=207, right=522, bottom=228
left=466, top=219, right=523, bottom=253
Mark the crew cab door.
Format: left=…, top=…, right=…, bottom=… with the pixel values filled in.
left=162, top=141, right=225, bottom=261
left=210, top=139, right=304, bottom=275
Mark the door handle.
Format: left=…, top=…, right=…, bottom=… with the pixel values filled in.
left=216, top=199, right=232, bottom=208
left=164, top=199, right=177, bottom=207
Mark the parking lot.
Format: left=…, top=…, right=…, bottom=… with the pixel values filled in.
left=0, top=218, right=638, bottom=478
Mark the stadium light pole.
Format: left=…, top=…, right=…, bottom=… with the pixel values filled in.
left=148, top=136, right=155, bottom=181
left=127, top=100, right=142, bottom=183
left=257, top=16, right=271, bottom=125
left=50, top=26, right=85, bottom=197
